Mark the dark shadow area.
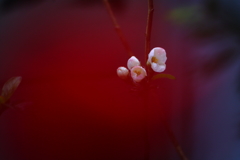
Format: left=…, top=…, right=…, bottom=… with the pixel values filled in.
left=0, top=0, right=44, bottom=13
left=72, top=0, right=126, bottom=11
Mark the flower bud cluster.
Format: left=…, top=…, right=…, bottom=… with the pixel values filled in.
left=117, top=47, right=167, bottom=83
left=117, top=56, right=146, bottom=83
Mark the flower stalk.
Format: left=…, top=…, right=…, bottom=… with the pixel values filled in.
left=145, top=0, right=154, bottom=63
left=142, top=86, right=150, bottom=160
left=143, top=1, right=153, bottom=159
left=106, top=0, right=188, bottom=159
left=158, top=108, right=189, bottom=160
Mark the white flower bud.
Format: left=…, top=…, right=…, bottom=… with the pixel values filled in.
left=147, top=47, right=167, bottom=72
left=117, top=67, right=129, bottom=79
left=127, top=56, right=140, bottom=70
left=131, top=66, right=147, bottom=82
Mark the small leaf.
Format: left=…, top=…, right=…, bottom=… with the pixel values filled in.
left=1, top=77, right=22, bottom=102
left=167, top=5, right=203, bottom=26
left=152, top=74, right=176, bottom=80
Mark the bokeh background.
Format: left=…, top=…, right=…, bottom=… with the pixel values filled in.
left=0, top=0, right=240, bottom=159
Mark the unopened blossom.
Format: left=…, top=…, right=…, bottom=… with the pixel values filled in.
left=117, top=67, right=129, bottom=79
left=127, top=56, right=140, bottom=70
left=131, top=66, right=147, bottom=82
left=148, top=47, right=167, bottom=72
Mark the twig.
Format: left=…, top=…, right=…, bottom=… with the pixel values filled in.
left=142, top=87, right=150, bottom=160
left=159, top=113, right=189, bottom=160
left=145, top=0, right=154, bottom=63
left=145, top=1, right=188, bottom=159
left=102, top=0, right=133, bottom=57
left=143, top=1, right=154, bottom=159
left=104, top=0, right=188, bottom=159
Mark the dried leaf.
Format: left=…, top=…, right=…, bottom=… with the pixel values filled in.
left=1, top=77, right=22, bottom=102
left=152, top=74, right=175, bottom=80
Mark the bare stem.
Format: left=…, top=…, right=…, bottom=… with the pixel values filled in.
left=145, top=0, right=154, bottom=63
left=159, top=108, right=189, bottom=160
left=102, top=0, right=133, bottom=57
left=142, top=87, right=150, bottom=160
left=145, top=1, right=188, bottom=158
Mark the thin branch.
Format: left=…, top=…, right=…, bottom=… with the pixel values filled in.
left=143, top=3, right=153, bottom=160
left=143, top=88, right=150, bottom=160
left=154, top=92, right=188, bottom=160
left=145, top=0, right=154, bottom=63
left=159, top=114, right=189, bottom=160
left=102, top=0, right=133, bottom=57
left=145, top=1, right=188, bottom=158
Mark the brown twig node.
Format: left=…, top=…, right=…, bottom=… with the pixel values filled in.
left=103, top=0, right=133, bottom=57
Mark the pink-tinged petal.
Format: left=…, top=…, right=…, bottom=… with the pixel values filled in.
left=154, top=47, right=167, bottom=64
left=151, top=63, right=166, bottom=73
left=148, top=47, right=167, bottom=73
left=127, top=56, right=140, bottom=70
left=117, top=67, right=129, bottom=79
left=130, top=66, right=147, bottom=82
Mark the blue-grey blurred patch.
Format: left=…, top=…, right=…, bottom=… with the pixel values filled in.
left=168, top=0, right=240, bottom=94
